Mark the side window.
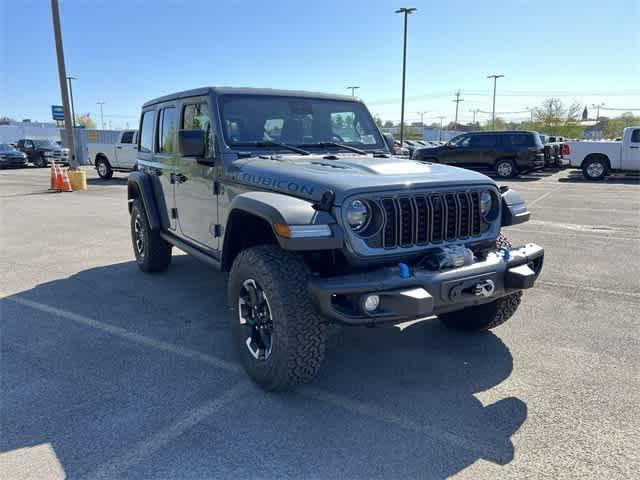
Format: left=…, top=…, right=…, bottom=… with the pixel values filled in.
left=24, top=140, right=33, bottom=148
left=139, top=111, right=155, bottom=153
left=451, top=135, right=471, bottom=147
left=264, top=118, right=284, bottom=140
left=120, top=131, right=134, bottom=144
left=158, top=107, right=178, bottom=153
left=631, top=129, right=640, bottom=143
left=506, top=134, right=527, bottom=146
left=470, top=135, right=496, bottom=147
left=331, top=112, right=363, bottom=143
left=182, top=103, right=212, bottom=157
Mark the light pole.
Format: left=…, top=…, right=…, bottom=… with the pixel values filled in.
left=395, top=7, right=417, bottom=144
left=50, top=0, right=77, bottom=169
left=346, top=86, right=360, bottom=97
left=469, top=109, right=480, bottom=124
left=591, top=103, right=605, bottom=120
left=66, top=76, right=77, bottom=127
left=438, top=116, right=445, bottom=141
left=487, top=74, right=504, bottom=129
left=526, top=107, right=534, bottom=122
left=417, top=111, right=427, bottom=136
left=96, top=101, right=106, bottom=129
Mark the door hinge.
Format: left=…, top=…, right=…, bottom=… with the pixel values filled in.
left=171, top=208, right=178, bottom=219
left=213, top=181, right=224, bottom=195
left=214, top=224, right=222, bottom=237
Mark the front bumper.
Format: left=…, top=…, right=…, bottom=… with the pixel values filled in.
left=0, top=157, right=28, bottom=167
left=308, top=243, right=544, bottom=325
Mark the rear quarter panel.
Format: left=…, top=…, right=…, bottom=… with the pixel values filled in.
left=565, top=141, right=622, bottom=168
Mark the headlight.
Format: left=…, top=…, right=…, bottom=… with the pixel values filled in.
left=480, top=190, right=493, bottom=217
left=346, top=199, right=370, bottom=231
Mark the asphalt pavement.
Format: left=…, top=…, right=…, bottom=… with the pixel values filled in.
left=1, top=166, right=639, bottom=479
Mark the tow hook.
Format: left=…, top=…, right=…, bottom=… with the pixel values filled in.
left=473, top=279, right=495, bottom=297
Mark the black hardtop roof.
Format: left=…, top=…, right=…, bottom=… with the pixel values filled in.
left=142, top=87, right=359, bottom=108
left=466, top=130, right=539, bottom=135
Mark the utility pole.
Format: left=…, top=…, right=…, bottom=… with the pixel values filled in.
left=469, top=109, right=480, bottom=124
left=526, top=107, right=534, bottom=121
left=97, top=101, right=106, bottom=129
left=487, top=74, right=504, bottom=129
left=395, top=7, right=417, bottom=144
left=50, top=0, right=77, bottom=169
left=591, top=103, right=605, bottom=120
left=346, top=86, right=360, bottom=97
left=437, top=116, right=445, bottom=141
left=452, top=91, right=464, bottom=126
left=66, top=76, right=77, bottom=127
left=417, top=111, right=427, bottom=137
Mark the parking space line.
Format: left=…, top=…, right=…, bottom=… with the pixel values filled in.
left=538, top=280, right=640, bottom=300
left=1, top=294, right=243, bottom=375
left=528, top=185, right=564, bottom=207
left=87, top=381, right=252, bottom=479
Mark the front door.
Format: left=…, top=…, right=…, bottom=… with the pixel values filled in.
left=441, top=135, right=472, bottom=166
left=115, top=130, right=138, bottom=169
left=174, top=98, right=219, bottom=251
left=622, top=128, right=640, bottom=171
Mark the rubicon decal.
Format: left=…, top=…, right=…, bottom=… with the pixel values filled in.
left=230, top=172, right=315, bottom=196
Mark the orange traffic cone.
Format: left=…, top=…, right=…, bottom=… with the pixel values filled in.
left=49, top=161, right=57, bottom=190
left=59, top=167, right=73, bottom=192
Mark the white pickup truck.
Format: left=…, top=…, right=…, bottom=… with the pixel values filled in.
left=87, top=130, right=138, bottom=179
left=566, top=126, right=640, bottom=180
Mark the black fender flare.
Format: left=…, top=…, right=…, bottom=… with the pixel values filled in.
left=127, top=171, right=162, bottom=231
left=500, top=187, right=530, bottom=226
left=224, top=191, right=343, bottom=252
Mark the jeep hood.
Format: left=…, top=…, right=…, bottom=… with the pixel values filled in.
left=226, top=154, right=496, bottom=205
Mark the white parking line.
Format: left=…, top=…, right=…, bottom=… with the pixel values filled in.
left=528, top=185, right=564, bottom=207
left=87, top=381, right=252, bottom=479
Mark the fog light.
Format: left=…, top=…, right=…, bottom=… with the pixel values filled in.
left=363, top=294, right=380, bottom=312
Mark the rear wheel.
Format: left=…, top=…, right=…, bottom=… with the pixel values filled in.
left=96, top=157, right=113, bottom=179
left=439, top=234, right=522, bottom=332
left=228, top=245, right=327, bottom=391
left=34, top=155, right=47, bottom=168
left=582, top=157, right=607, bottom=180
left=495, top=159, right=517, bottom=178
left=130, top=199, right=172, bottom=272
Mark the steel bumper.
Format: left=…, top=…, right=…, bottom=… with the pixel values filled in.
left=308, top=243, right=544, bottom=325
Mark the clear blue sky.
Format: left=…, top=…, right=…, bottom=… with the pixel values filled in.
left=1, top=0, right=638, bottom=128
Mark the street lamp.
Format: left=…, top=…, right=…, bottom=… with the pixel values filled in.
left=395, top=7, right=417, bottom=144
left=438, top=115, right=445, bottom=141
left=96, top=101, right=106, bottom=129
left=591, top=103, right=605, bottom=120
left=346, top=86, right=360, bottom=97
left=526, top=107, right=534, bottom=122
left=66, top=76, right=77, bottom=127
left=487, top=74, right=504, bottom=129
left=417, top=111, right=427, bottom=136
left=469, top=109, right=480, bottom=124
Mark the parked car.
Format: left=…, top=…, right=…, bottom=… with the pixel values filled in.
left=15, top=138, right=69, bottom=167
left=127, top=86, right=543, bottom=391
left=88, top=130, right=138, bottom=179
left=413, top=131, right=545, bottom=178
left=565, top=126, right=640, bottom=180
left=0, top=143, right=28, bottom=168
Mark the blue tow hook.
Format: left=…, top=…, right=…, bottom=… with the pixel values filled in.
left=398, top=262, right=410, bottom=279
left=500, top=247, right=510, bottom=261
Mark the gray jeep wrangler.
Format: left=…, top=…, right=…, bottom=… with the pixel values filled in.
left=128, top=87, right=544, bottom=391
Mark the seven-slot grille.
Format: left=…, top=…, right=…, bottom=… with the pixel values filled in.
left=378, top=191, right=483, bottom=249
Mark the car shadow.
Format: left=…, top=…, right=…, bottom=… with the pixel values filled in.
left=558, top=171, right=640, bottom=185
left=486, top=169, right=558, bottom=183
left=87, top=177, right=128, bottom=186
left=1, top=255, right=526, bottom=478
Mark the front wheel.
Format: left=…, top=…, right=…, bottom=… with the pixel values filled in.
left=228, top=245, right=327, bottom=391
left=439, top=234, right=522, bottom=332
left=96, top=157, right=113, bottom=179
left=495, top=159, right=517, bottom=178
left=130, top=199, right=172, bottom=272
left=582, top=158, right=607, bottom=180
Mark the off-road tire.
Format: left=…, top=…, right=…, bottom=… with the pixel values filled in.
left=438, top=234, right=523, bottom=332
left=582, top=157, right=607, bottom=181
left=35, top=155, right=47, bottom=168
left=495, top=159, right=517, bottom=178
left=228, top=245, right=327, bottom=391
left=130, top=199, right=171, bottom=273
left=96, top=157, right=113, bottom=179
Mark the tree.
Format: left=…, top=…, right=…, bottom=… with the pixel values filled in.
left=383, top=120, right=394, bottom=128
left=374, top=115, right=383, bottom=128
left=332, top=114, right=344, bottom=129
left=76, top=114, right=96, bottom=129
left=531, top=98, right=585, bottom=137
left=0, top=116, right=15, bottom=125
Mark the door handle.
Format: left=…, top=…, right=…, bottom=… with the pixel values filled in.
left=630, top=146, right=639, bottom=149
left=116, top=146, right=123, bottom=149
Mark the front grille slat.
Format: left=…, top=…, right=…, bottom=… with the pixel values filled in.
left=375, top=190, right=484, bottom=249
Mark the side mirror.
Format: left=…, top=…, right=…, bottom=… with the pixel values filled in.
left=178, top=129, right=205, bottom=157
left=382, top=132, right=395, bottom=152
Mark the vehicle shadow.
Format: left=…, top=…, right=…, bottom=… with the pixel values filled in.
left=1, top=255, right=526, bottom=478
left=558, top=170, right=640, bottom=185
left=486, top=169, right=558, bottom=183
left=87, top=177, right=128, bottom=186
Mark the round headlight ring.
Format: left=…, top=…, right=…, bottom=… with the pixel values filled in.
left=346, top=199, right=371, bottom=232
left=480, top=190, right=493, bottom=218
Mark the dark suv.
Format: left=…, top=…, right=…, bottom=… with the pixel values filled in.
left=413, top=131, right=545, bottom=178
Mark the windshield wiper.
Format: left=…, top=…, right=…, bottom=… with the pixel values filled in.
left=236, top=141, right=311, bottom=155
left=299, top=142, right=368, bottom=155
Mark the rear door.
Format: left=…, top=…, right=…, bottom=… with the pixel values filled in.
left=115, top=130, right=138, bottom=169
left=622, top=128, right=640, bottom=171
left=467, top=134, right=497, bottom=169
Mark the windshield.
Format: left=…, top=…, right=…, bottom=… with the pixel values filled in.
left=219, top=95, right=386, bottom=152
left=34, top=140, right=58, bottom=148
left=0, top=144, right=18, bottom=152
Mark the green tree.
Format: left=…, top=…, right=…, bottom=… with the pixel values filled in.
left=531, top=98, right=585, bottom=137
left=374, top=115, right=383, bottom=128
left=76, top=114, right=96, bottom=129
left=383, top=120, right=394, bottom=128
left=598, top=112, right=640, bottom=138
